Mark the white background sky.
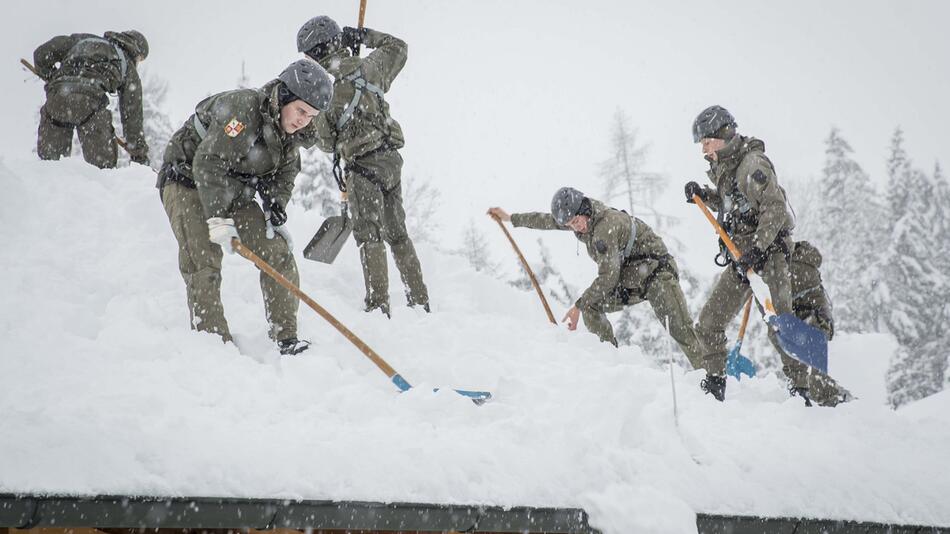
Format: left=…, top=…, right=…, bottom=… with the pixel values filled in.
left=2, top=0, right=948, bottom=281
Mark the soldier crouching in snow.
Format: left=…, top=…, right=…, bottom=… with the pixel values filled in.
left=488, top=188, right=707, bottom=372
left=155, top=59, right=333, bottom=355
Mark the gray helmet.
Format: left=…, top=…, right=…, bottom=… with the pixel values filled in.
left=105, top=30, right=149, bottom=60
left=297, top=16, right=342, bottom=55
left=551, top=187, right=586, bottom=226
left=692, top=105, right=737, bottom=143
left=278, top=59, right=334, bottom=111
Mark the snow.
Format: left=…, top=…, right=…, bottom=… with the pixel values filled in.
left=1, top=158, right=949, bottom=533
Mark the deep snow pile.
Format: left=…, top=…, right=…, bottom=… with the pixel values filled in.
left=1, top=158, right=949, bottom=533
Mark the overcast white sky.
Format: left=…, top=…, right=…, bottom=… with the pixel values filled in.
left=2, top=0, right=948, bottom=280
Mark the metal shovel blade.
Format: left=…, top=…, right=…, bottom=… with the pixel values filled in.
left=770, top=313, right=829, bottom=374
left=303, top=215, right=353, bottom=264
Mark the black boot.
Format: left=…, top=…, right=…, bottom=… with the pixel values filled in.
left=365, top=302, right=391, bottom=319
left=789, top=386, right=813, bottom=407
left=278, top=337, right=311, bottom=356
left=701, top=374, right=726, bottom=402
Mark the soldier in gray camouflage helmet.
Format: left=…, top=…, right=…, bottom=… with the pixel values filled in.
left=32, top=30, right=150, bottom=168
left=684, top=105, right=806, bottom=403
left=488, top=189, right=707, bottom=370
left=156, top=59, right=332, bottom=356
left=293, top=16, right=428, bottom=318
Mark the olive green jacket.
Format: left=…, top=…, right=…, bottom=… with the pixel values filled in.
left=161, top=85, right=301, bottom=219
left=790, top=240, right=834, bottom=339
left=34, top=32, right=148, bottom=159
left=511, top=199, right=676, bottom=309
left=698, top=135, right=794, bottom=253
left=299, top=28, right=407, bottom=160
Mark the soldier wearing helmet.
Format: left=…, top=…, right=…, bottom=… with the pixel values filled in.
left=488, top=189, right=706, bottom=371
left=155, top=59, right=333, bottom=355
left=32, top=30, right=150, bottom=167
left=294, top=16, right=428, bottom=317
left=685, top=105, right=805, bottom=403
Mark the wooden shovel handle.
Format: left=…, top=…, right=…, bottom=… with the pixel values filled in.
left=231, top=238, right=399, bottom=379
left=693, top=195, right=742, bottom=260
left=737, top=296, right=753, bottom=341
left=490, top=215, right=557, bottom=325
left=358, top=0, right=367, bottom=28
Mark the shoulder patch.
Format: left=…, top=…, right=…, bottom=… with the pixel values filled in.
left=751, top=169, right=769, bottom=185
left=224, top=118, right=245, bottom=138
left=595, top=240, right=608, bottom=254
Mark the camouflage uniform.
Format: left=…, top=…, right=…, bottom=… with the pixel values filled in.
left=33, top=31, right=149, bottom=167
left=511, top=200, right=706, bottom=368
left=692, top=135, right=808, bottom=387
left=300, top=29, right=428, bottom=312
left=790, top=240, right=850, bottom=406
left=157, top=85, right=304, bottom=342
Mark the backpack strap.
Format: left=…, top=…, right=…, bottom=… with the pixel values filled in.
left=336, top=68, right=386, bottom=130
left=192, top=114, right=209, bottom=140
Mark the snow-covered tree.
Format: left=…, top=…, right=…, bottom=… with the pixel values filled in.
left=509, top=238, right=575, bottom=306
left=457, top=220, right=500, bottom=275
left=291, top=150, right=338, bottom=216
left=236, top=60, right=251, bottom=89
left=600, top=109, right=675, bottom=230
left=811, top=128, right=883, bottom=332
left=109, top=69, right=174, bottom=167
left=403, top=176, right=441, bottom=244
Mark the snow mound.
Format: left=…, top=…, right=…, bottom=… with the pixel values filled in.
left=1, top=158, right=949, bottom=533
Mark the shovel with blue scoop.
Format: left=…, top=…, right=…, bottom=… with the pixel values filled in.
left=232, top=239, right=492, bottom=405
left=726, top=296, right=757, bottom=380
left=693, top=196, right=828, bottom=374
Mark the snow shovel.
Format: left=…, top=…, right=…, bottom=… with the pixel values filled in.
left=726, top=296, right=757, bottom=380
left=489, top=213, right=557, bottom=325
left=232, top=238, right=492, bottom=404
left=303, top=192, right=353, bottom=264
left=692, top=196, right=828, bottom=373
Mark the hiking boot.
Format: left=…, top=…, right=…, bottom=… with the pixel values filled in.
left=701, top=374, right=726, bottom=402
left=365, top=302, right=391, bottom=319
left=789, top=385, right=813, bottom=407
left=278, top=337, right=311, bottom=356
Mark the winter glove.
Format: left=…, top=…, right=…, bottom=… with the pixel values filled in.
left=341, top=26, right=368, bottom=49
left=266, top=220, right=294, bottom=250
left=207, top=217, right=239, bottom=254
left=684, top=181, right=706, bottom=204
left=735, top=246, right=768, bottom=274
left=130, top=153, right=150, bottom=166
left=267, top=201, right=288, bottom=227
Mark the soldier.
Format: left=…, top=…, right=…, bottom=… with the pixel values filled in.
left=789, top=240, right=852, bottom=406
left=295, top=16, right=429, bottom=317
left=685, top=105, right=806, bottom=403
left=156, top=59, right=333, bottom=355
left=32, top=30, right=150, bottom=168
left=487, top=188, right=707, bottom=370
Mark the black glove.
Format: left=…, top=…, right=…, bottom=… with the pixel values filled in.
left=684, top=181, right=706, bottom=204
left=268, top=200, right=288, bottom=227
left=736, top=246, right=767, bottom=273
left=341, top=26, right=368, bottom=49
left=131, top=153, right=149, bottom=166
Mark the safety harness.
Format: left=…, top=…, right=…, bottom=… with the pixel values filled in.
left=336, top=68, right=386, bottom=130
left=616, top=215, right=677, bottom=304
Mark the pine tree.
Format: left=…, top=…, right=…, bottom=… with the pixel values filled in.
left=599, top=109, right=675, bottom=230
left=291, top=150, right=338, bottom=216
left=457, top=220, right=500, bottom=275
left=403, top=177, right=441, bottom=244
left=882, top=163, right=943, bottom=407
left=109, top=69, right=174, bottom=167
left=811, top=128, right=883, bottom=332
left=236, top=60, right=251, bottom=89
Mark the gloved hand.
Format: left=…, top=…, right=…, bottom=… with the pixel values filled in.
left=685, top=181, right=706, bottom=204
left=341, top=26, right=368, bottom=49
left=207, top=217, right=239, bottom=254
left=130, top=154, right=150, bottom=166
left=267, top=201, right=288, bottom=227
left=266, top=220, right=294, bottom=249
left=736, top=246, right=767, bottom=273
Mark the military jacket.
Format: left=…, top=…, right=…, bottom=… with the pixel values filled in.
left=511, top=199, right=676, bottom=309
left=300, top=29, right=407, bottom=160
left=162, top=85, right=301, bottom=219
left=699, top=135, right=794, bottom=253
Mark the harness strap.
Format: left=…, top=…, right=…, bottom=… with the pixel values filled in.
left=192, top=114, right=209, bottom=140
left=793, top=285, right=823, bottom=301
left=622, top=216, right=638, bottom=260
left=336, top=69, right=386, bottom=129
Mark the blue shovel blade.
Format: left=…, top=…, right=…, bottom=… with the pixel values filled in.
left=726, top=344, right=757, bottom=380
left=393, top=374, right=492, bottom=405
left=769, top=313, right=828, bottom=374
